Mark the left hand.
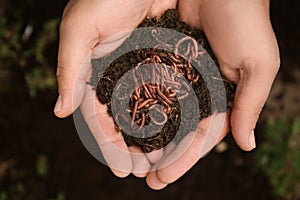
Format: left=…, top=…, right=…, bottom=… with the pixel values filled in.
left=146, top=0, right=280, bottom=189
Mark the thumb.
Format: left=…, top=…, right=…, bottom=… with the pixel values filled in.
left=54, top=13, right=99, bottom=118
left=230, top=59, right=279, bottom=151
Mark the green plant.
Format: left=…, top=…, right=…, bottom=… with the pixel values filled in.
left=256, top=118, right=300, bottom=199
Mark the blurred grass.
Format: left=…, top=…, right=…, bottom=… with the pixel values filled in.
left=256, top=118, right=300, bottom=199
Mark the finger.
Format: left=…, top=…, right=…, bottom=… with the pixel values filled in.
left=231, top=59, right=279, bottom=151
left=129, top=146, right=151, bottom=178
left=54, top=6, right=99, bottom=118
left=148, top=112, right=229, bottom=187
left=146, top=149, right=164, bottom=164
left=146, top=168, right=168, bottom=190
left=148, top=0, right=178, bottom=18
left=81, top=77, right=132, bottom=178
left=163, top=141, right=176, bottom=156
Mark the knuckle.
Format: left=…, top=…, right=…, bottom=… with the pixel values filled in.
left=243, top=52, right=280, bottom=77
left=56, top=63, right=65, bottom=78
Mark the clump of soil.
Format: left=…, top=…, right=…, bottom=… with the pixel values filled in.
left=91, top=9, right=235, bottom=153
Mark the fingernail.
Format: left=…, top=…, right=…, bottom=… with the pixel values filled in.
left=248, top=130, right=256, bottom=149
left=54, top=95, right=62, bottom=113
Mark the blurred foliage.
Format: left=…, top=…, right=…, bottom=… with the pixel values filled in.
left=0, top=154, right=63, bottom=200
left=256, top=118, right=300, bottom=199
left=49, top=192, right=66, bottom=200
left=35, top=154, right=49, bottom=177
left=0, top=165, right=27, bottom=200
left=0, top=15, right=59, bottom=97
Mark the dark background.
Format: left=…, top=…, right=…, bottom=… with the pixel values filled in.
left=0, top=0, right=299, bottom=199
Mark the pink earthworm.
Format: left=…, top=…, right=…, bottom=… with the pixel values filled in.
left=137, top=98, right=155, bottom=109
left=139, top=113, right=146, bottom=129
left=131, top=101, right=139, bottom=124
left=157, top=85, right=173, bottom=105
left=178, top=92, right=189, bottom=100
left=150, top=106, right=168, bottom=126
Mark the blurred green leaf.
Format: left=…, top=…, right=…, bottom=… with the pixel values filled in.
left=0, top=191, right=7, bottom=200
left=256, top=117, right=300, bottom=199
left=25, top=67, right=56, bottom=98
left=49, top=192, right=66, bottom=200
left=35, top=18, right=59, bottom=64
left=0, top=16, right=59, bottom=97
left=36, top=154, right=49, bottom=176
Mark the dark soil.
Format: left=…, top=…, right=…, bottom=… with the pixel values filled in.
left=94, top=10, right=235, bottom=153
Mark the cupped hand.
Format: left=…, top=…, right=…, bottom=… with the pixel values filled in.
left=146, top=0, right=280, bottom=190
left=54, top=0, right=178, bottom=178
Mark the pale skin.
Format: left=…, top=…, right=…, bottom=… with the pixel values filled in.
left=54, top=0, right=280, bottom=190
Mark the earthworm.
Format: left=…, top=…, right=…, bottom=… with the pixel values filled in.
left=167, top=91, right=177, bottom=98
left=131, top=101, right=139, bottom=124
left=156, top=85, right=173, bottom=105
left=162, top=64, right=171, bottom=81
left=157, top=98, right=172, bottom=114
left=211, top=76, right=232, bottom=84
left=151, top=63, right=156, bottom=84
left=151, top=54, right=162, bottom=63
left=132, top=70, right=140, bottom=98
left=147, top=84, right=158, bottom=89
left=164, top=105, right=172, bottom=114
left=174, top=36, right=192, bottom=55
left=187, top=73, right=192, bottom=80
left=141, top=74, right=152, bottom=98
left=198, top=50, right=206, bottom=56
left=171, top=65, right=178, bottom=77
left=165, top=86, right=172, bottom=93
left=193, top=74, right=200, bottom=83
left=114, top=112, right=130, bottom=129
left=132, top=94, right=138, bottom=101
left=181, top=80, right=191, bottom=92
left=144, top=85, right=152, bottom=98
left=138, top=97, right=146, bottom=103
left=178, top=92, right=189, bottom=100
left=137, top=98, right=155, bottom=109
left=163, top=80, right=181, bottom=89
left=149, top=87, right=157, bottom=99
left=153, top=43, right=173, bottom=51
left=150, top=106, right=168, bottom=126
left=160, top=64, right=167, bottom=84
left=151, top=29, right=174, bottom=49
left=169, top=54, right=181, bottom=63
left=175, top=36, right=199, bottom=59
left=136, top=87, right=141, bottom=99
left=184, top=42, right=191, bottom=58
left=191, top=39, right=198, bottom=58
left=139, top=113, right=146, bottom=129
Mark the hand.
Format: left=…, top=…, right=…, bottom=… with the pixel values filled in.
left=146, top=0, right=280, bottom=189
left=53, top=0, right=178, bottom=177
